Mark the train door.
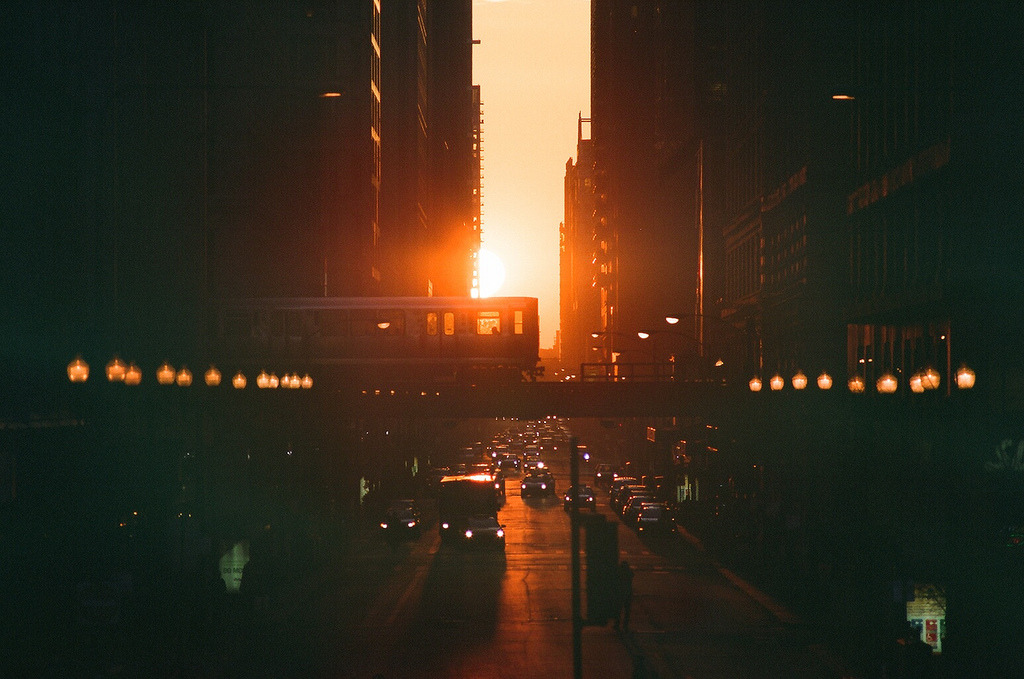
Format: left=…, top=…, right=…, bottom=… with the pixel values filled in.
left=420, top=308, right=452, bottom=360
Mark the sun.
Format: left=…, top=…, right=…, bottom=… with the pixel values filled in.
left=476, top=247, right=507, bottom=298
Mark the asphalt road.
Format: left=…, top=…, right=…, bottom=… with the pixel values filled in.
left=206, top=419, right=852, bottom=678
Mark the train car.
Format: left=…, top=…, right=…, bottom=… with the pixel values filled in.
left=211, top=296, right=541, bottom=384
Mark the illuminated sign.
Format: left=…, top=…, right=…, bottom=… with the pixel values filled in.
left=219, top=540, right=250, bottom=593
left=906, top=583, right=945, bottom=653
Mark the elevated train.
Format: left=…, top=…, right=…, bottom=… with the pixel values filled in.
left=211, top=296, right=541, bottom=385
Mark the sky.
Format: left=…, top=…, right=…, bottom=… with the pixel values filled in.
left=473, top=0, right=591, bottom=350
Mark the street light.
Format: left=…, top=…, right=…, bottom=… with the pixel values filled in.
left=204, top=365, right=222, bottom=387
left=876, top=372, right=898, bottom=394
left=106, top=356, right=128, bottom=382
left=956, top=364, right=976, bottom=389
left=792, top=371, right=808, bottom=390
left=68, top=356, right=90, bottom=383
left=157, top=362, right=176, bottom=385
left=124, top=363, right=142, bottom=385
left=175, top=366, right=193, bottom=387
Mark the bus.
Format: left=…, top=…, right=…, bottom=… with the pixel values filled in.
left=437, top=473, right=504, bottom=543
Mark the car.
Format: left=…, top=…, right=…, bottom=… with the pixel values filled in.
left=379, top=499, right=423, bottom=538
left=594, top=464, right=615, bottom=486
left=621, top=495, right=659, bottom=524
left=456, top=514, right=506, bottom=550
left=608, top=476, right=639, bottom=500
left=635, top=503, right=673, bottom=533
left=496, top=453, right=521, bottom=474
left=522, top=457, right=547, bottom=474
left=520, top=472, right=556, bottom=498
left=563, top=485, right=596, bottom=511
left=612, top=484, right=648, bottom=513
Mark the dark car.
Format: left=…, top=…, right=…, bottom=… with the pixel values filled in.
left=621, top=495, right=659, bottom=524
left=608, top=476, right=639, bottom=500
left=379, top=499, right=423, bottom=538
left=496, top=453, right=521, bottom=474
left=520, top=472, right=556, bottom=498
left=593, top=464, right=615, bottom=486
left=611, top=483, right=646, bottom=512
left=635, top=502, right=673, bottom=534
left=563, top=485, right=596, bottom=511
left=455, top=514, right=506, bottom=550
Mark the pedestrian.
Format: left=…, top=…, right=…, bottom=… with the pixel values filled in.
left=615, top=559, right=634, bottom=631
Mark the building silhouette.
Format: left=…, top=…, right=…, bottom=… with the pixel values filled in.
left=567, top=0, right=1024, bottom=670
left=3, top=0, right=480, bottom=383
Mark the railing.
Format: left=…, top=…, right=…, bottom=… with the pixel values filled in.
left=580, top=362, right=680, bottom=382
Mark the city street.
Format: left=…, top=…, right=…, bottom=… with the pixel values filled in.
left=209, top=421, right=852, bottom=679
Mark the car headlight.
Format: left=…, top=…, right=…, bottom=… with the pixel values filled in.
left=540, top=483, right=547, bottom=490
left=407, top=521, right=417, bottom=528
left=496, top=529, right=504, bottom=538
left=441, top=522, right=450, bottom=530
left=521, top=484, right=527, bottom=490
left=380, top=522, right=389, bottom=529
left=465, top=529, right=473, bottom=539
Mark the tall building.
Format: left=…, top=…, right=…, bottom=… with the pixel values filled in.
left=380, top=0, right=479, bottom=297
left=427, top=0, right=478, bottom=297
left=202, top=2, right=382, bottom=301
left=380, top=0, right=431, bottom=296
left=560, top=116, right=600, bottom=373
left=589, top=0, right=699, bottom=363
left=2, top=0, right=480, bottom=384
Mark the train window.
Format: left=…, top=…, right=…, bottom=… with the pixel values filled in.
left=514, top=310, right=524, bottom=335
left=426, top=312, right=438, bottom=336
left=443, top=312, right=455, bottom=335
left=286, top=311, right=305, bottom=339
left=351, top=310, right=376, bottom=336
left=477, top=310, right=501, bottom=335
left=316, top=310, right=349, bottom=337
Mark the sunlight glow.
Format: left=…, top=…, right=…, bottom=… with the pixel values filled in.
left=476, top=247, right=506, bottom=298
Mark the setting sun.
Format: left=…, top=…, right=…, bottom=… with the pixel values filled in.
left=475, top=247, right=506, bottom=298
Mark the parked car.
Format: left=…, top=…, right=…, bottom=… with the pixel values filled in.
left=612, top=485, right=650, bottom=514
left=635, top=502, right=673, bottom=533
left=622, top=495, right=659, bottom=524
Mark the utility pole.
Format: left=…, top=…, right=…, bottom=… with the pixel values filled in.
left=696, top=139, right=704, bottom=357
left=570, top=436, right=582, bottom=679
